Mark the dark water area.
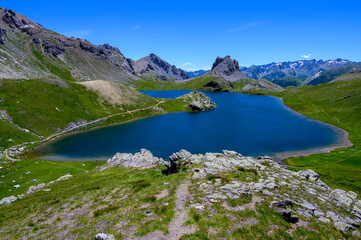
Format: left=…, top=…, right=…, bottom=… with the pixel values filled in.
left=34, top=90, right=342, bottom=161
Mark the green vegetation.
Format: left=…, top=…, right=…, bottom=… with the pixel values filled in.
left=0, top=159, right=103, bottom=199
left=272, top=78, right=361, bottom=193
left=273, top=76, right=305, bottom=87
left=0, top=79, right=199, bottom=152
left=308, top=63, right=361, bottom=86
left=0, top=163, right=186, bottom=239
left=134, top=74, right=234, bottom=92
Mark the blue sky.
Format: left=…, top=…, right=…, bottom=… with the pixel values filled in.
left=3, top=0, right=361, bottom=70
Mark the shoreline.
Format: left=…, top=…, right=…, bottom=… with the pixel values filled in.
left=22, top=91, right=354, bottom=163
left=272, top=96, right=353, bottom=162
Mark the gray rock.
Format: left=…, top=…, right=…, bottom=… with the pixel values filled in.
left=207, top=192, right=227, bottom=203
left=0, top=28, right=6, bottom=45
left=345, top=216, right=360, bottom=227
left=298, top=169, right=319, bottom=181
left=27, top=183, right=46, bottom=194
left=281, top=209, right=298, bottom=223
left=346, top=191, right=358, bottom=201
left=95, top=233, right=115, bottom=240
left=186, top=91, right=217, bottom=112
left=352, top=231, right=361, bottom=238
left=326, top=211, right=340, bottom=221
left=301, top=202, right=316, bottom=211
left=270, top=199, right=294, bottom=208
left=13, top=184, right=20, bottom=189
left=319, top=217, right=331, bottom=224
left=314, top=210, right=325, bottom=217
left=105, top=149, right=161, bottom=169
left=0, top=196, right=17, bottom=205
left=334, top=221, right=354, bottom=232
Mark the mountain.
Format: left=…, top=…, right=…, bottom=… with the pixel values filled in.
left=133, top=53, right=190, bottom=81
left=0, top=8, right=140, bottom=82
left=185, top=69, right=210, bottom=78
left=210, top=55, right=249, bottom=81
left=0, top=8, right=191, bottom=82
left=241, top=59, right=355, bottom=85
left=306, top=63, right=361, bottom=85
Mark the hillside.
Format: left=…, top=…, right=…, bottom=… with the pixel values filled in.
left=1, top=149, right=360, bottom=239
left=306, top=63, right=361, bottom=85
left=271, top=77, right=361, bottom=193
left=0, top=8, right=139, bottom=82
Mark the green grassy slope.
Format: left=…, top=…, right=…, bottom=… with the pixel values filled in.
left=0, top=79, right=138, bottom=137
left=134, top=74, right=234, bottom=92
left=0, top=161, right=350, bottom=239
left=272, top=79, right=361, bottom=193
left=273, top=76, right=305, bottom=87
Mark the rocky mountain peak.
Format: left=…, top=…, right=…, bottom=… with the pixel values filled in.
left=210, top=55, right=249, bottom=81
left=133, top=53, right=190, bottom=80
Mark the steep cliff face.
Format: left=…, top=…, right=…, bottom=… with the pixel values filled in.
left=210, top=55, right=249, bottom=81
left=133, top=53, right=190, bottom=81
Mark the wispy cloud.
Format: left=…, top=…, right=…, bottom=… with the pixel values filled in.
left=227, top=21, right=265, bottom=33
left=182, top=62, right=192, bottom=67
left=62, top=30, right=92, bottom=38
left=132, top=25, right=141, bottom=30
left=301, top=53, right=312, bottom=59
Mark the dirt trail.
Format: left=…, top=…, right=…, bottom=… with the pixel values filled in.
left=134, top=181, right=196, bottom=240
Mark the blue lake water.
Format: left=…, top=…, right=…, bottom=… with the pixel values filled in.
left=34, top=90, right=343, bottom=161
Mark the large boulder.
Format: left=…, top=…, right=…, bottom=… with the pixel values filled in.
left=298, top=169, right=320, bottom=181
left=95, top=233, right=115, bottom=240
left=0, top=196, right=17, bottom=205
left=165, top=149, right=193, bottom=174
left=106, top=149, right=161, bottom=169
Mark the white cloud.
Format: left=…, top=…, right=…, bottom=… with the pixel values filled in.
left=182, top=62, right=192, bottom=67
left=62, top=30, right=92, bottom=38
left=301, top=53, right=312, bottom=59
left=228, top=21, right=265, bottom=33
left=132, top=25, right=141, bottom=30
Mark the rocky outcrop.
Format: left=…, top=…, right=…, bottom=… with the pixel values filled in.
left=1, top=9, right=39, bottom=35
left=95, top=233, right=115, bottom=240
left=210, top=55, right=249, bottom=81
left=178, top=91, right=216, bottom=112
left=0, top=27, right=6, bottom=44
left=102, top=149, right=162, bottom=170
left=42, top=39, right=65, bottom=58
left=0, top=196, right=17, bottom=205
left=133, top=53, right=190, bottom=80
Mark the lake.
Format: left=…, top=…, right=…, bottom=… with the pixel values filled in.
left=33, top=90, right=345, bottom=161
